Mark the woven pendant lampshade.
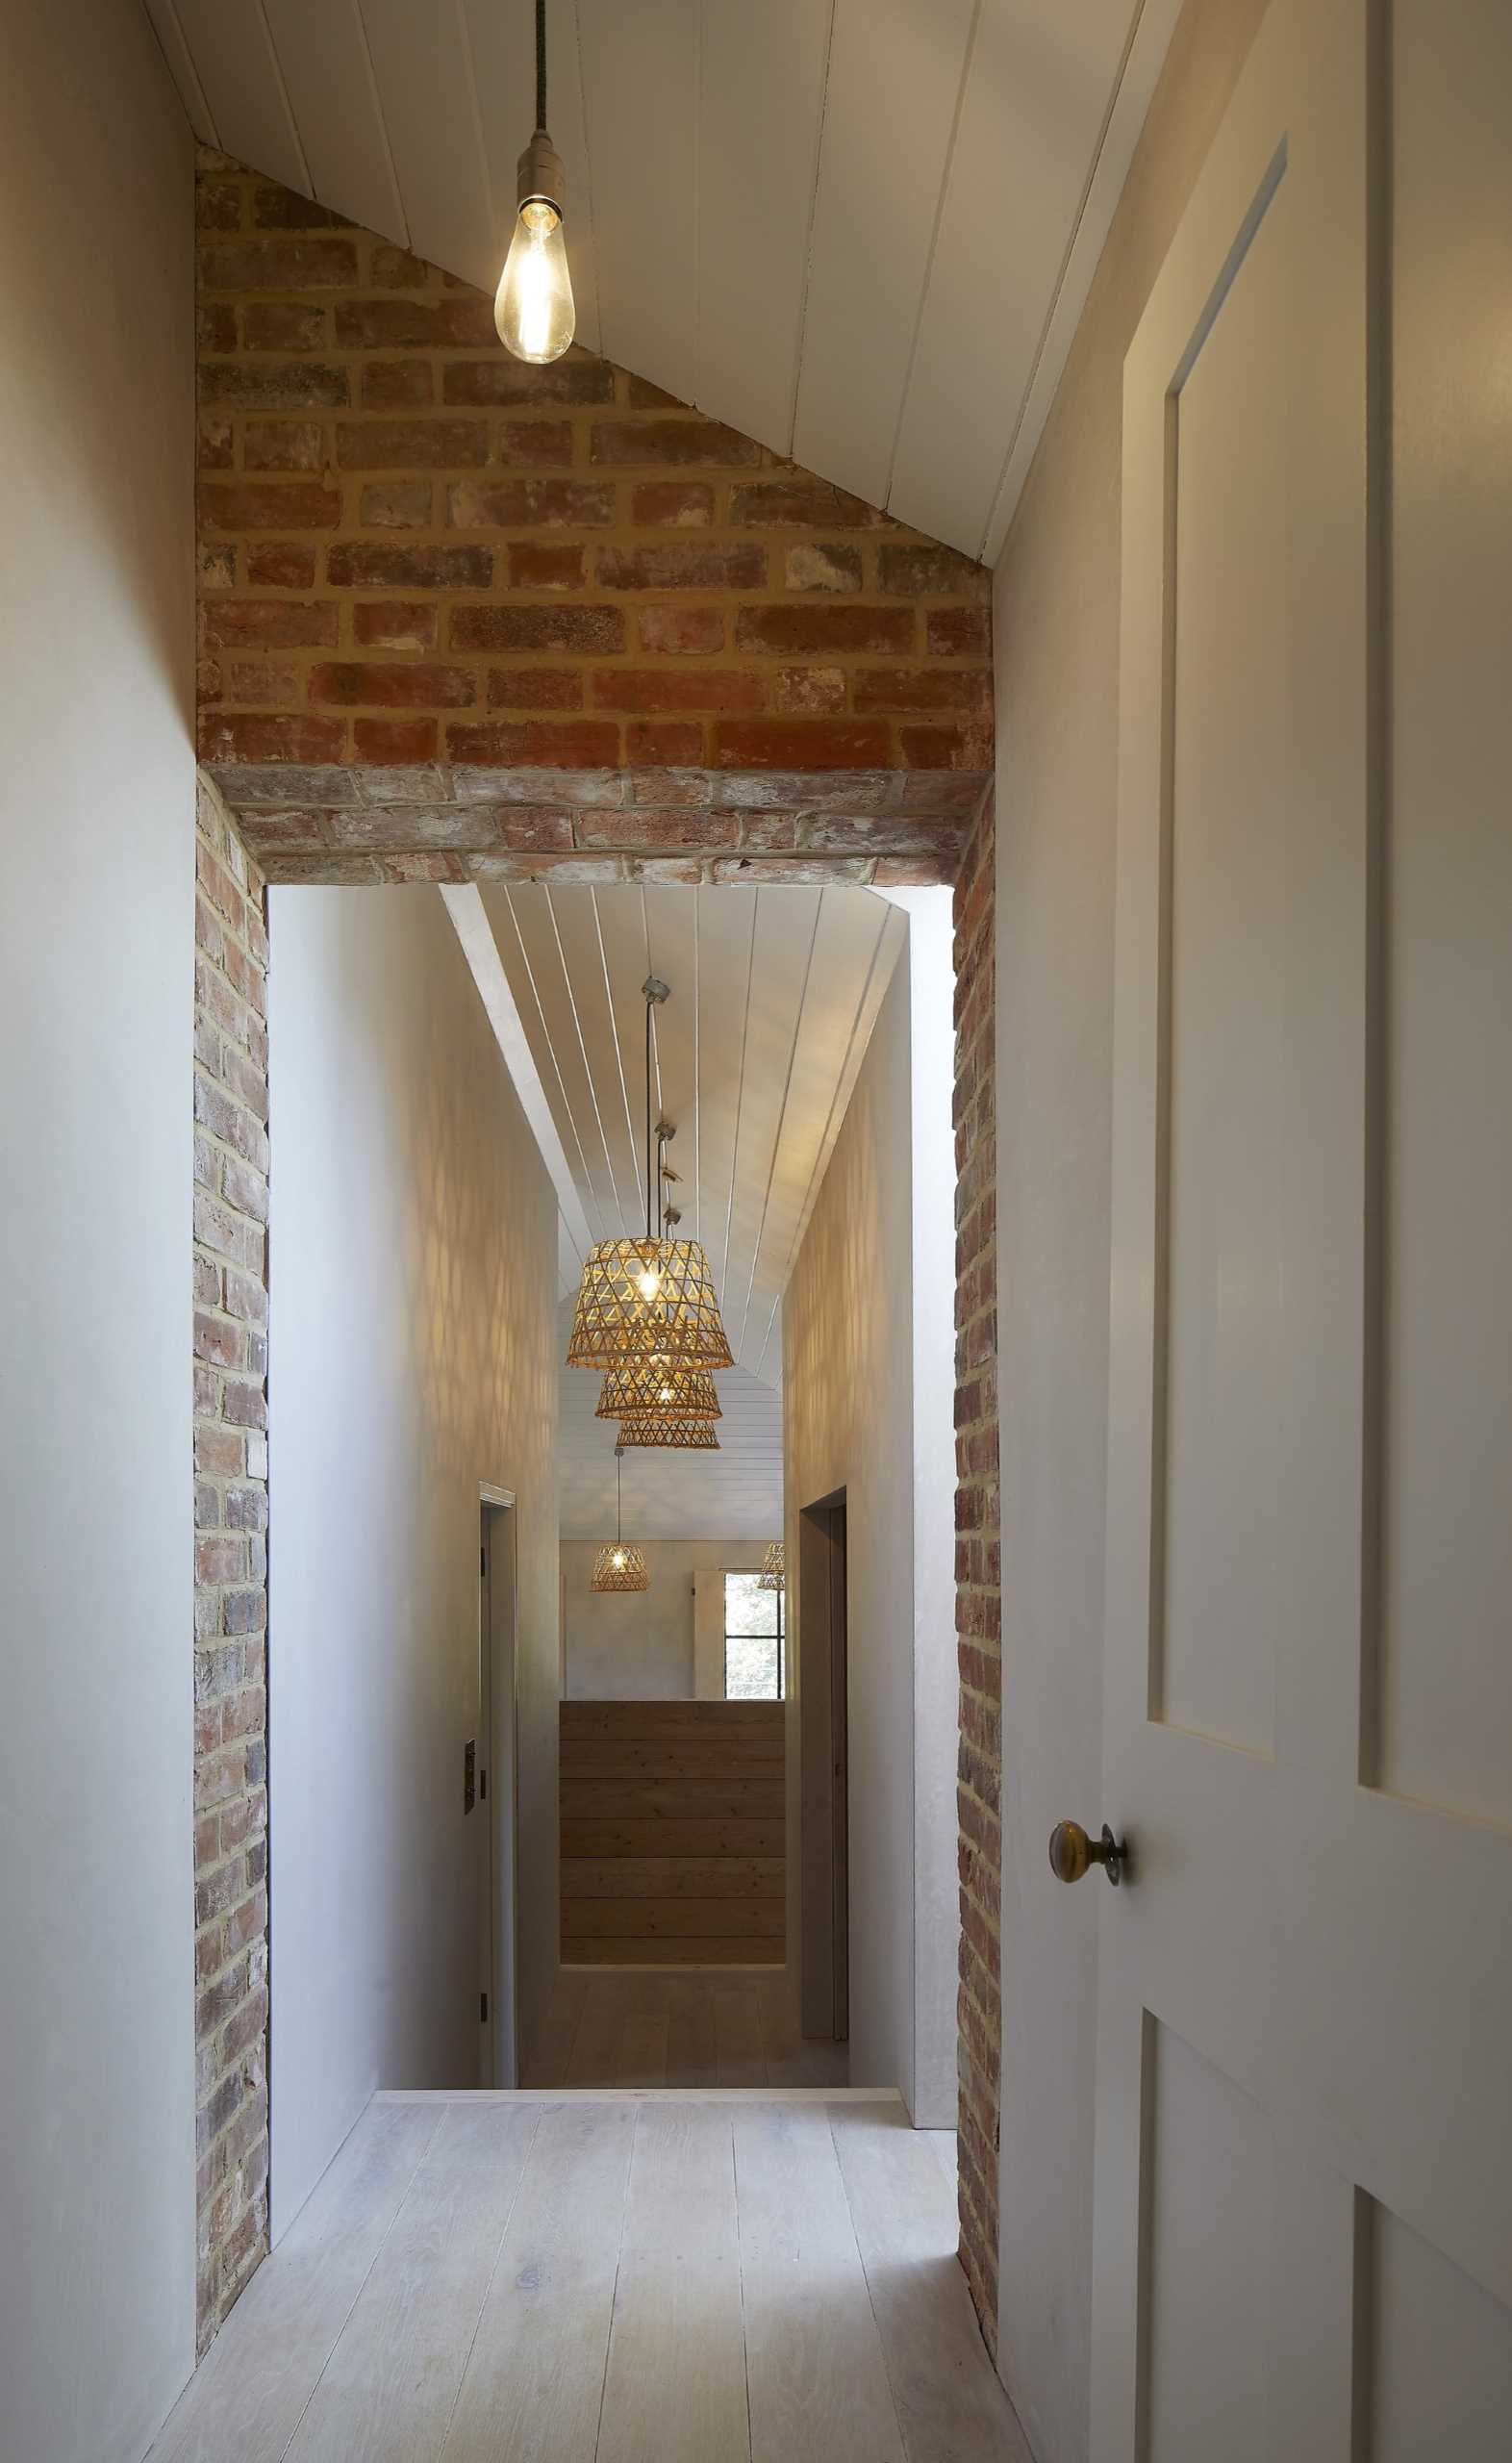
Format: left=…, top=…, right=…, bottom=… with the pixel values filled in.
left=616, top=1413, right=719, bottom=1452
left=758, top=1540, right=785, bottom=1590
left=596, top=1358, right=722, bottom=1422
left=591, top=1446, right=648, bottom=1591
left=591, top=1539, right=649, bottom=1591
left=567, top=1236, right=734, bottom=1370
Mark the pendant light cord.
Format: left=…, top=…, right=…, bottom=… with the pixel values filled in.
left=535, top=0, right=547, bottom=132
left=644, top=993, right=654, bottom=1242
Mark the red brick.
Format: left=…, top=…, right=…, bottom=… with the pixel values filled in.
left=448, top=719, right=620, bottom=766
left=926, top=606, right=992, bottom=656
left=487, top=669, right=585, bottom=710
left=772, top=666, right=846, bottom=714
left=590, top=419, right=761, bottom=468
left=441, top=356, right=615, bottom=406
left=625, top=373, right=685, bottom=409
left=712, top=719, right=892, bottom=770
left=336, top=419, right=488, bottom=470
left=198, top=713, right=346, bottom=764
left=878, top=542, right=990, bottom=597
left=637, top=605, right=724, bottom=654
left=197, top=304, right=238, bottom=353
left=854, top=667, right=994, bottom=713
left=242, top=420, right=326, bottom=472
left=333, top=295, right=496, bottom=348
left=224, top=660, right=298, bottom=706
left=632, top=481, right=715, bottom=528
left=201, top=359, right=350, bottom=412
left=575, top=810, right=740, bottom=851
left=353, top=717, right=439, bottom=762
left=197, top=177, right=242, bottom=232
left=199, top=418, right=234, bottom=470
left=352, top=600, right=439, bottom=651
left=495, top=419, right=575, bottom=467
left=241, top=300, right=327, bottom=351
left=327, top=543, right=492, bottom=589
left=783, top=543, right=863, bottom=593
left=625, top=720, right=706, bottom=766
left=734, top=604, right=913, bottom=655
left=244, top=544, right=317, bottom=590
left=309, top=663, right=476, bottom=709
left=200, top=237, right=359, bottom=290
left=730, top=478, right=886, bottom=527
left=508, top=544, right=586, bottom=591
left=251, top=184, right=349, bottom=231
left=591, top=669, right=767, bottom=716
left=199, top=479, right=341, bottom=531
left=361, top=359, right=434, bottom=408
left=203, top=600, right=338, bottom=649
left=358, top=481, right=433, bottom=529
left=370, top=241, right=431, bottom=288
left=599, top=544, right=766, bottom=592
left=900, top=721, right=993, bottom=768
left=447, top=477, right=615, bottom=528
left=450, top=603, right=624, bottom=654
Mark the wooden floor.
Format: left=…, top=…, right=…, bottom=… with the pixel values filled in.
left=150, top=2094, right=1031, bottom=2463
left=523, top=1967, right=849, bottom=2090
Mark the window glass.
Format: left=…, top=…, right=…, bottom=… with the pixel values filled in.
left=724, top=1570, right=783, bottom=1699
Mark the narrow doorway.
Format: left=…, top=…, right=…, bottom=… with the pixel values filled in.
left=799, top=1491, right=848, bottom=2043
left=479, top=1491, right=519, bottom=2087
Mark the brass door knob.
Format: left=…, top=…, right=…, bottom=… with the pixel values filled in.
left=1048, top=1820, right=1125, bottom=1887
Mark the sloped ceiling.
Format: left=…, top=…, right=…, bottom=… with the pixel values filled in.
left=481, top=880, right=906, bottom=1387
left=145, top=0, right=1181, bottom=559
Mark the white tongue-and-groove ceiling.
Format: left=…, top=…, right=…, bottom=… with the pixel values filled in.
left=482, top=880, right=906, bottom=1391
left=145, top=0, right=1181, bottom=559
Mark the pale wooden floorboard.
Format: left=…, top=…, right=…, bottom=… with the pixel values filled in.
left=149, top=2101, right=440, bottom=2463
left=441, top=2103, right=636, bottom=2463
left=594, top=2106, right=750, bottom=2463
left=284, top=2104, right=540, bottom=2463
left=734, top=2104, right=906, bottom=2463
left=829, top=2107, right=1033, bottom=2463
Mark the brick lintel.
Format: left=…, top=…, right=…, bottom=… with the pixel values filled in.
left=210, top=761, right=992, bottom=887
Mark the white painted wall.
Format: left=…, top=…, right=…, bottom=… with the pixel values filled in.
left=988, top=5, right=1270, bottom=2452
left=783, top=906, right=958, bottom=2121
left=268, top=887, right=559, bottom=2238
left=0, top=12, right=195, bottom=2459
left=562, top=1539, right=769, bottom=1697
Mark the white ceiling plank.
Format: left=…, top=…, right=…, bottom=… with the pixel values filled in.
left=691, top=890, right=761, bottom=1352
left=888, top=0, right=1138, bottom=558
left=793, top=0, right=975, bottom=511
left=718, top=889, right=826, bottom=1358
left=172, top=0, right=312, bottom=192
left=548, top=885, right=648, bottom=1238
left=695, top=0, right=834, bottom=453
left=262, top=0, right=408, bottom=241
left=980, top=0, right=1185, bottom=561
left=461, top=0, right=602, bottom=355
left=356, top=0, right=498, bottom=292
left=575, top=0, right=699, bottom=405
left=140, top=0, right=219, bottom=144
left=478, top=885, right=614, bottom=1240
left=639, top=889, right=701, bottom=1228
left=514, top=883, right=633, bottom=1236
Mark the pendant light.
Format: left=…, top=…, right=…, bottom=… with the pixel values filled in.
left=616, top=1412, right=719, bottom=1453
left=567, top=978, right=735, bottom=1371
left=758, top=1540, right=785, bottom=1591
left=596, top=1358, right=722, bottom=1422
left=494, top=0, right=575, bottom=364
left=591, top=1446, right=648, bottom=1592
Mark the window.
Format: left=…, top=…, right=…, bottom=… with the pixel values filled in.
left=723, top=1569, right=784, bottom=1700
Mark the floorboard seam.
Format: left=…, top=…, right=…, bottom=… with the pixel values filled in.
left=730, top=2117, right=757, bottom=2463
left=590, top=2103, right=639, bottom=2463
left=434, top=2105, right=544, bottom=2462
left=826, top=2109, right=914, bottom=2462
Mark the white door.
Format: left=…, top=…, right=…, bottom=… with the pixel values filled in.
left=1091, top=0, right=1512, bottom=2453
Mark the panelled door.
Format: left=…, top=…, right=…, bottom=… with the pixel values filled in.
left=1090, top=0, right=1512, bottom=2453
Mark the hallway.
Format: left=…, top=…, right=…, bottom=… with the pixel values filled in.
left=149, top=2094, right=1028, bottom=2463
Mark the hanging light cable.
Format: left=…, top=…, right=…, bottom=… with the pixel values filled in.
left=591, top=1445, right=648, bottom=1592
left=494, top=0, right=576, bottom=364
left=567, top=977, right=734, bottom=1370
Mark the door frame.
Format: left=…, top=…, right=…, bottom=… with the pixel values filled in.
left=798, top=1490, right=848, bottom=2042
left=479, top=1484, right=520, bottom=2088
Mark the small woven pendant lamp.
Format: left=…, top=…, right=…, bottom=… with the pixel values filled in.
left=591, top=1447, right=649, bottom=1592
left=758, top=1540, right=785, bottom=1590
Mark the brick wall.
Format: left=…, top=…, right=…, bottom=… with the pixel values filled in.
left=953, top=791, right=1001, bottom=2352
left=192, top=774, right=271, bottom=2351
left=193, top=150, right=992, bottom=887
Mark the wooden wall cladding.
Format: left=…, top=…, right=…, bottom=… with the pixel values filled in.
left=560, top=1700, right=785, bottom=1968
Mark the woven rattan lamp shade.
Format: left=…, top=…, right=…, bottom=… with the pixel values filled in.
left=566, top=1237, right=734, bottom=1370
left=590, top=1541, right=649, bottom=1592
left=616, top=1413, right=720, bottom=1452
left=595, top=1358, right=722, bottom=1421
left=758, top=1540, right=785, bottom=1589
